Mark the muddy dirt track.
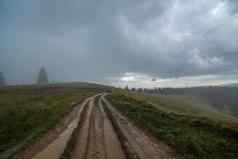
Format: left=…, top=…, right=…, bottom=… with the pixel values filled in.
left=69, top=94, right=176, bottom=159
left=30, top=94, right=177, bottom=159
left=71, top=95, right=126, bottom=159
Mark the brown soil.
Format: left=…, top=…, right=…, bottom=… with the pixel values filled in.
left=70, top=95, right=126, bottom=159
left=69, top=94, right=178, bottom=159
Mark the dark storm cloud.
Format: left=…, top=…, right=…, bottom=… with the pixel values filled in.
left=226, top=0, right=238, bottom=14
left=1, top=0, right=238, bottom=85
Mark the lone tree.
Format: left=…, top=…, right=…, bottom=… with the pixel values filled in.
left=37, top=67, right=48, bottom=85
left=124, top=85, right=129, bottom=91
left=0, top=72, right=6, bottom=86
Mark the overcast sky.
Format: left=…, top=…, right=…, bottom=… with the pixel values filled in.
left=1, top=0, right=238, bottom=88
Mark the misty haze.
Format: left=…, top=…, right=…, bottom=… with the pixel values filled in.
left=1, top=0, right=238, bottom=159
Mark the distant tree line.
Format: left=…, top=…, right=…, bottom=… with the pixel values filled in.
left=124, top=86, right=164, bottom=94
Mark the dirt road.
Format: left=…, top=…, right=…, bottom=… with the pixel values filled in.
left=69, top=94, right=176, bottom=159
left=71, top=95, right=126, bottom=159
left=30, top=94, right=176, bottom=159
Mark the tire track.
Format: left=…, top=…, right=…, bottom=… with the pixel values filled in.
left=71, top=97, right=95, bottom=159
left=101, top=95, right=177, bottom=159
left=70, top=94, right=126, bottom=159
left=69, top=93, right=176, bottom=159
left=98, top=97, right=126, bottom=159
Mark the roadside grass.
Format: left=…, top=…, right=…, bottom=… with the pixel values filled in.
left=108, top=92, right=238, bottom=159
left=0, top=84, right=108, bottom=158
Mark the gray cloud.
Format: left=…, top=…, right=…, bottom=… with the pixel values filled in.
left=1, top=0, right=238, bottom=86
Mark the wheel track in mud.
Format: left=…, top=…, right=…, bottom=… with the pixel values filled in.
left=28, top=94, right=177, bottom=159
left=70, top=94, right=126, bottom=159
left=67, top=94, right=177, bottom=159
left=101, top=95, right=176, bottom=159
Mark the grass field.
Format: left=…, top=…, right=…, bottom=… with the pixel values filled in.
left=0, top=83, right=111, bottom=158
left=108, top=91, right=238, bottom=159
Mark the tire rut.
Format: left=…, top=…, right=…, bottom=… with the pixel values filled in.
left=70, top=95, right=126, bottom=159
left=101, top=95, right=178, bottom=159
left=69, top=94, right=177, bottom=159
left=71, top=97, right=95, bottom=159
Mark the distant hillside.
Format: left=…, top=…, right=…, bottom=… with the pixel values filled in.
left=145, top=94, right=236, bottom=122
left=146, top=87, right=238, bottom=118
left=222, top=83, right=238, bottom=87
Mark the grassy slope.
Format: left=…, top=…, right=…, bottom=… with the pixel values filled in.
left=157, top=87, right=238, bottom=118
left=0, top=83, right=110, bottom=157
left=145, top=94, right=236, bottom=122
left=108, top=91, right=238, bottom=159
